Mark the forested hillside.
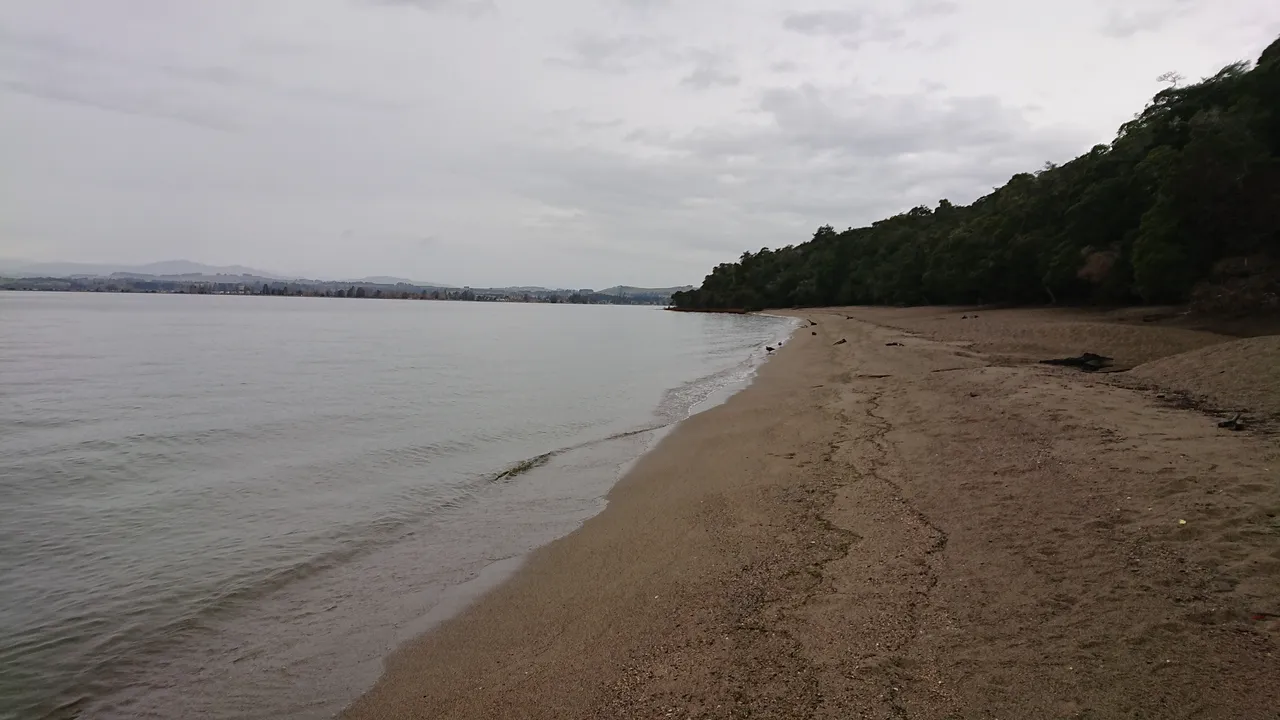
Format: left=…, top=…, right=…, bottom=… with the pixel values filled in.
left=672, top=37, right=1280, bottom=312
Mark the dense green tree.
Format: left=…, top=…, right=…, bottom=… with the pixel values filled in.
left=673, top=38, right=1280, bottom=311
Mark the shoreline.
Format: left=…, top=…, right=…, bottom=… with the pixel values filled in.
left=323, top=313, right=798, bottom=718
left=344, top=307, right=1279, bottom=719
left=663, top=306, right=750, bottom=314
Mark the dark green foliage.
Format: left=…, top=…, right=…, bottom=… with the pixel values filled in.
left=672, top=40, right=1280, bottom=311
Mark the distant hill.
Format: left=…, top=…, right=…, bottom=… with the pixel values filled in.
left=351, top=276, right=453, bottom=288
left=0, top=260, right=286, bottom=279
left=0, top=259, right=689, bottom=298
left=599, top=285, right=695, bottom=298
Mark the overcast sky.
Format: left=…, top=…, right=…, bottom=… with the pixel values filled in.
left=2, top=1, right=1276, bottom=287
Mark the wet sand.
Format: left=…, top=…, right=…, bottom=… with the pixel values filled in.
left=344, top=308, right=1280, bottom=719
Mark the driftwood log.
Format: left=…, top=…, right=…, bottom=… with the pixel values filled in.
left=1039, top=352, right=1113, bottom=372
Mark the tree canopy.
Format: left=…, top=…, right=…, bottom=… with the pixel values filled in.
left=673, top=37, right=1280, bottom=312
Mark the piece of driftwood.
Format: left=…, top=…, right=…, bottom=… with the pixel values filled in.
left=1218, top=413, right=1245, bottom=431
left=1039, top=352, right=1113, bottom=372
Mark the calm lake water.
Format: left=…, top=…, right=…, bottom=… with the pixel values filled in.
left=0, top=292, right=794, bottom=719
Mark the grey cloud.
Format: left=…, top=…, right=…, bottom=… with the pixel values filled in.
left=7, top=0, right=1250, bottom=287
left=160, top=64, right=409, bottom=112
left=681, top=50, right=739, bottom=90
left=901, top=32, right=956, bottom=52
left=8, top=98, right=1043, bottom=271
left=782, top=10, right=868, bottom=37
left=3, top=79, right=237, bottom=132
left=683, top=66, right=739, bottom=89
left=576, top=118, right=625, bottom=131
left=1102, top=0, right=1198, bottom=38
left=547, top=35, right=661, bottom=73
left=368, top=0, right=495, bottom=16
left=238, top=37, right=314, bottom=58
left=508, top=144, right=754, bottom=254
left=1, top=28, right=404, bottom=119
left=346, top=229, right=442, bottom=246
left=906, top=0, right=959, bottom=17
left=754, top=85, right=1035, bottom=156
left=160, top=65, right=250, bottom=87
left=0, top=26, right=78, bottom=51
left=780, top=8, right=906, bottom=49
left=511, top=83, right=1087, bottom=265
left=623, top=127, right=670, bottom=144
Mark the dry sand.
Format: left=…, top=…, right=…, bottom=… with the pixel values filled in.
left=344, top=307, right=1280, bottom=719
left=1130, top=336, right=1280, bottom=420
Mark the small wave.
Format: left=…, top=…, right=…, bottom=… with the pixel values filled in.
left=487, top=425, right=667, bottom=483
left=655, top=354, right=761, bottom=423
left=490, top=450, right=558, bottom=482
left=486, top=327, right=795, bottom=488
left=680, top=317, right=797, bottom=418
left=33, top=423, right=672, bottom=688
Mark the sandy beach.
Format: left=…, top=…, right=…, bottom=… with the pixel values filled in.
left=344, top=307, right=1280, bottom=719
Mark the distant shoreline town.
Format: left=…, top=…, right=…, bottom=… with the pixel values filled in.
left=0, top=272, right=691, bottom=306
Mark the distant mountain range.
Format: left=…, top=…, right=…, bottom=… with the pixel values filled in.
left=0, top=261, right=451, bottom=287
left=0, top=260, right=287, bottom=279
left=0, top=260, right=688, bottom=297
left=352, top=276, right=454, bottom=287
